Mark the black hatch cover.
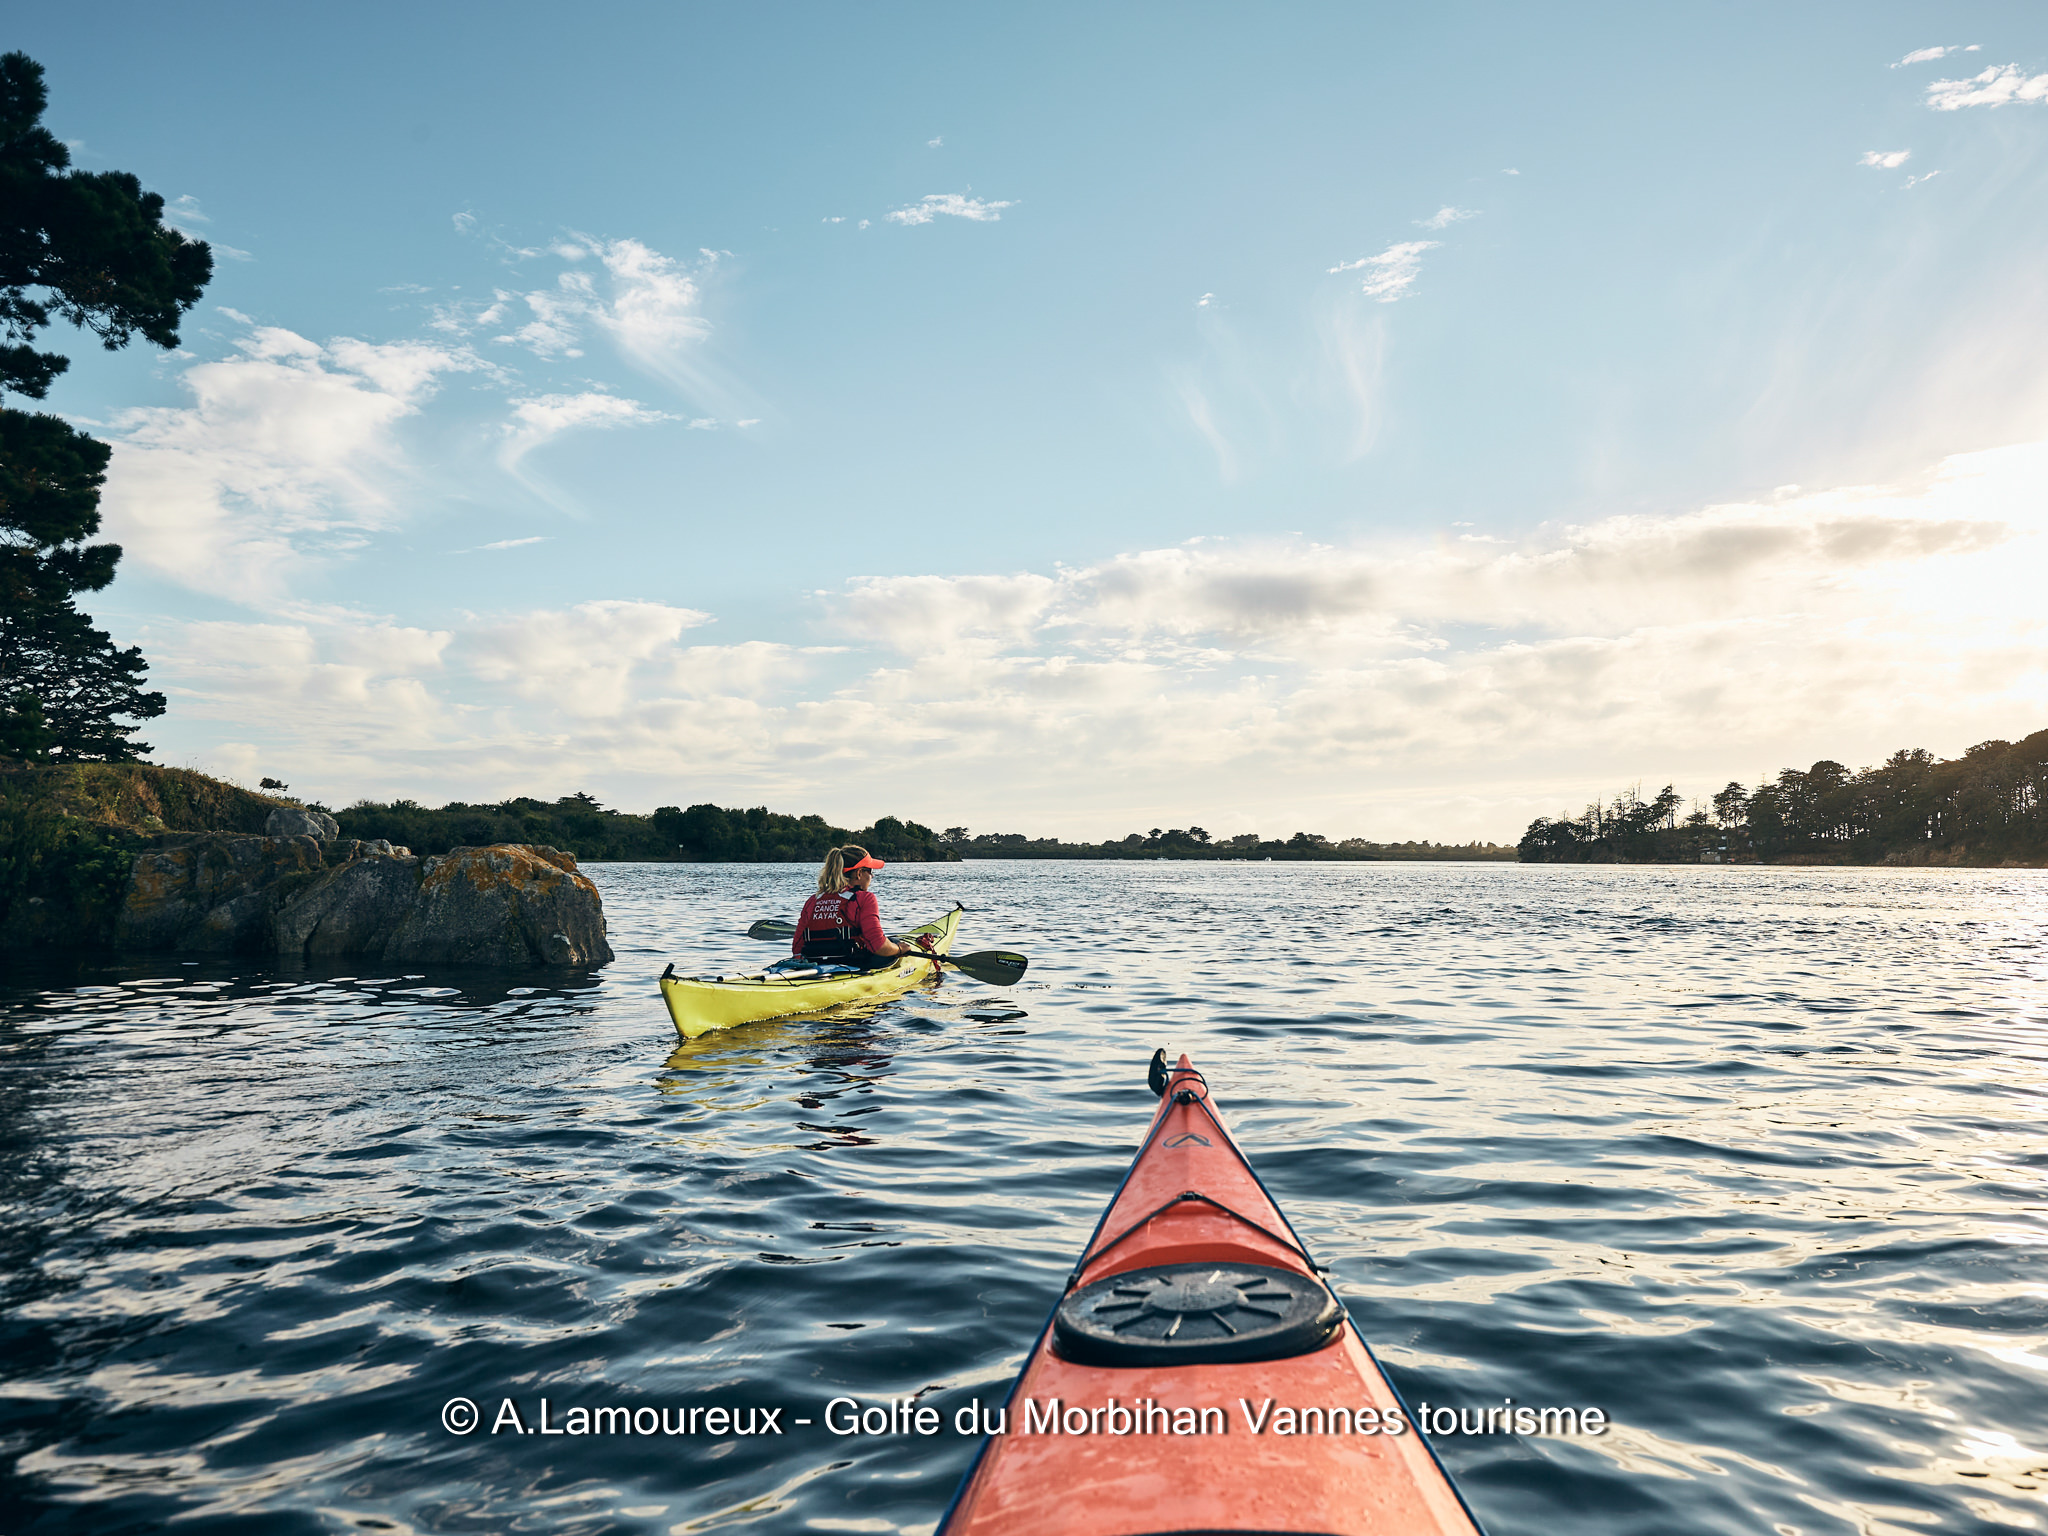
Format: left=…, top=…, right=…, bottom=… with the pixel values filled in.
left=1053, top=1261, right=1342, bottom=1367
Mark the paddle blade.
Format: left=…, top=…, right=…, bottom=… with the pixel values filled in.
left=944, top=949, right=1028, bottom=987
left=746, top=919, right=798, bottom=941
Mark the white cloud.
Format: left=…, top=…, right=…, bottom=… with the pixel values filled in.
left=824, top=495, right=2013, bottom=662
left=1859, top=150, right=1911, bottom=168
left=163, top=196, right=250, bottom=258
left=129, top=418, right=2048, bottom=842
left=496, top=276, right=589, bottom=357
left=1329, top=240, right=1440, bottom=302
left=499, top=392, right=671, bottom=473
left=836, top=572, right=1062, bottom=657
left=462, top=599, right=714, bottom=716
left=1927, top=64, right=2048, bottom=109
left=1196, top=292, right=1216, bottom=307
left=887, top=193, right=1016, bottom=226
left=1417, top=206, right=1478, bottom=229
left=165, top=194, right=210, bottom=230
left=467, top=536, right=550, bottom=552
left=589, top=239, right=715, bottom=380
left=467, top=238, right=717, bottom=394
left=1502, top=167, right=1520, bottom=176
left=98, top=329, right=481, bottom=594
left=927, top=136, right=944, bottom=147
left=1904, top=171, right=1942, bottom=188
left=1894, top=45, right=1978, bottom=67
left=160, top=615, right=453, bottom=748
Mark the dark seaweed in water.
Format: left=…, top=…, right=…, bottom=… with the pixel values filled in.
left=1, top=860, right=2044, bottom=1534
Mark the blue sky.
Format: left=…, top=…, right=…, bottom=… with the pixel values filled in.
left=17, top=3, right=2048, bottom=838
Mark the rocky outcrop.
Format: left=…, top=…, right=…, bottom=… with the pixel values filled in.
left=265, top=806, right=340, bottom=841
left=116, top=834, right=332, bottom=952
left=108, top=837, right=611, bottom=966
left=390, top=845, right=609, bottom=966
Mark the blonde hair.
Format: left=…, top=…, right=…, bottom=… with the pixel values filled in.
left=816, top=844, right=873, bottom=895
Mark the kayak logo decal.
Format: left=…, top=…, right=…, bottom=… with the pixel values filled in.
left=1163, top=1133, right=1211, bottom=1147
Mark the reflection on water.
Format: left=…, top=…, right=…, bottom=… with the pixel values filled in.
left=0, top=860, right=2044, bottom=1534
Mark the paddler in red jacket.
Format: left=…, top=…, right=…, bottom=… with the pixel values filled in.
left=792, top=845, right=935, bottom=970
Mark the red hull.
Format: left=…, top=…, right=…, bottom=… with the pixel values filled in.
left=939, top=1055, right=1482, bottom=1536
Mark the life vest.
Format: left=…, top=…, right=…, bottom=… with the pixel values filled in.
left=795, top=889, right=884, bottom=967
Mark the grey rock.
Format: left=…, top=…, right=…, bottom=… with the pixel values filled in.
left=265, top=806, right=340, bottom=841
left=272, top=852, right=422, bottom=959
left=115, top=834, right=328, bottom=953
left=382, top=845, right=613, bottom=967
left=96, top=834, right=610, bottom=967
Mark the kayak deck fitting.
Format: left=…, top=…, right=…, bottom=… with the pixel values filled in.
left=938, top=1052, right=1484, bottom=1536
left=658, top=904, right=960, bottom=1039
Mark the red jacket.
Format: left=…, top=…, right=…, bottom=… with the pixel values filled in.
left=792, top=888, right=888, bottom=962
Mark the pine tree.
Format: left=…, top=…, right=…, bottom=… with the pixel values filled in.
left=0, top=51, right=210, bottom=760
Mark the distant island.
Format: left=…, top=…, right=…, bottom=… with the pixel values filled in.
left=331, top=796, right=1514, bottom=864
left=1518, top=727, right=2048, bottom=866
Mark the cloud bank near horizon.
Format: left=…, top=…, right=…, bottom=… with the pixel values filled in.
left=104, top=380, right=2048, bottom=840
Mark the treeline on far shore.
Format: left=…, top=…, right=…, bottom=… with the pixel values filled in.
left=330, top=797, right=1514, bottom=864
left=1517, top=726, right=2048, bottom=866
left=948, top=828, right=1515, bottom=861
left=332, top=796, right=955, bottom=864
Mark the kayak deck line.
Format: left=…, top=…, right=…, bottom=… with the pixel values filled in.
left=657, top=904, right=962, bottom=1039
left=937, top=1051, right=1486, bottom=1536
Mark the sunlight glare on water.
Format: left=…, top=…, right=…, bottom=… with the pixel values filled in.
left=1, top=860, right=2044, bottom=1535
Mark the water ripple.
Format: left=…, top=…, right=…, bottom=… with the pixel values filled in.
left=2, top=862, right=2044, bottom=1533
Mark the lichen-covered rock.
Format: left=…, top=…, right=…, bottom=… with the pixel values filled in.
left=265, top=806, right=340, bottom=841
left=382, top=845, right=612, bottom=967
left=116, top=834, right=330, bottom=953
left=103, top=837, right=610, bottom=966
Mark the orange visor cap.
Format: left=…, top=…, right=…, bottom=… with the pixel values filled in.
left=846, top=855, right=886, bottom=871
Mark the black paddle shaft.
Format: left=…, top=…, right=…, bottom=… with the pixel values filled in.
left=742, top=919, right=1026, bottom=987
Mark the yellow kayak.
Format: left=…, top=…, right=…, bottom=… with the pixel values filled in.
left=659, top=905, right=962, bottom=1038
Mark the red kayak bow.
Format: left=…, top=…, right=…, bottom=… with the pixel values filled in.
left=938, top=1052, right=1483, bottom=1536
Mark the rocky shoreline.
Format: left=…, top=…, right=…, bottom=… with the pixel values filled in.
left=0, top=768, right=613, bottom=967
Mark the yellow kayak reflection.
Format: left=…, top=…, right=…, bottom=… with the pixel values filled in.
left=658, top=905, right=961, bottom=1039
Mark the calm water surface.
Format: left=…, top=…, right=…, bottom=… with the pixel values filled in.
left=1, top=861, right=2044, bottom=1535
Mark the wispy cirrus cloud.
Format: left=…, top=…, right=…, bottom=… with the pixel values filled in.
left=163, top=193, right=252, bottom=260
left=1859, top=150, right=1911, bottom=168
left=434, top=232, right=727, bottom=405
left=1927, top=63, right=2048, bottom=109
left=1329, top=240, right=1439, bottom=302
left=1416, top=206, right=1478, bottom=230
left=498, top=391, right=671, bottom=474
left=1893, top=45, right=1978, bottom=68
left=165, top=194, right=210, bottom=231
left=581, top=239, right=717, bottom=381
left=887, top=193, right=1016, bottom=225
